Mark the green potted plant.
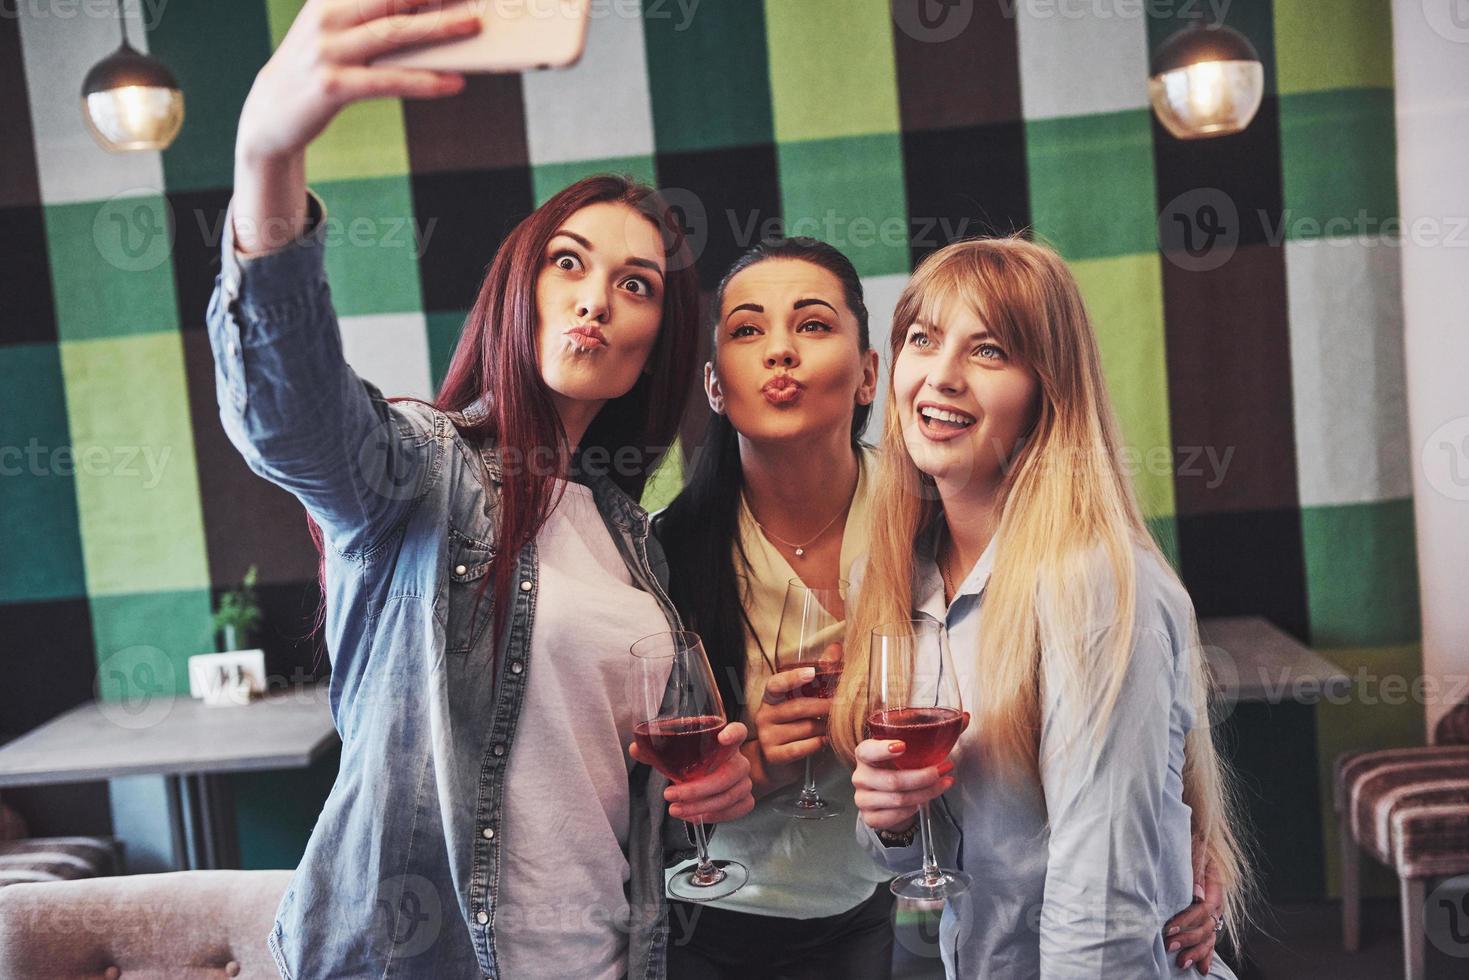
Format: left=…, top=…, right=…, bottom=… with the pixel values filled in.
left=213, top=565, right=263, bottom=653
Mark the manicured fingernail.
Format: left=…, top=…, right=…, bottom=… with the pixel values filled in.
left=1167, top=926, right=1180, bottom=936
left=888, top=741, right=904, bottom=753
left=1167, top=942, right=1180, bottom=953
left=1183, top=959, right=1193, bottom=970
left=1194, top=885, right=1206, bottom=901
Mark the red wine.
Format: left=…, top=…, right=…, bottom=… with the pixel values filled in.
left=634, top=715, right=726, bottom=783
left=866, top=707, right=963, bottom=770
left=796, top=664, right=844, bottom=699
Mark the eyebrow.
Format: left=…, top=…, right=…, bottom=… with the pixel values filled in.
left=550, top=230, right=664, bottom=280
left=725, top=297, right=840, bottom=323
left=914, top=318, right=994, bottom=342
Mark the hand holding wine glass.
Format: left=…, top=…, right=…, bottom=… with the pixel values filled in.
left=855, top=618, right=972, bottom=901
left=627, top=630, right=753, bottom=901
left=768, top=579, right=848, bottom=819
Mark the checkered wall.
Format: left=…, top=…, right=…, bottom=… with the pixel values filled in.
left=0, top=0, right=1418, bottom=894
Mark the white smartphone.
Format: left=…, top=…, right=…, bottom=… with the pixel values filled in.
left=370, top=0, right=591, bottom=74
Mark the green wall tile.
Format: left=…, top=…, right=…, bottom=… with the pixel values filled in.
left=90, top=588, right=216, bottom=701
left=45, top=196, right=180, bottom=342
left=1279, top=88, right=1398, bottom=242
left=263, top=0, right=410, bottom=182
left=425, top=309, right=469, bottom=394
left=532, top=155, right=657, bottom=207
left=1026, top=109, right=1159, bottom=262
left=148, top=0, right=274, bottom=192
left=777, top=133, right=909, bottom=278
left=0, top=344, right=87, bottom=602
left=233, top=744, right=341, bottom=870
left=765, top=0, right=900, bottom=141
left=1071, top=253, right=1176, bottom=522
left=1274, top=0, right=1394, bottom=95
left=1148, top=514, right=1182, bottom=573
left=643, top=1, right=774, bottom=151
left=315, top=176, right=425, bottom=317
left=1302, top=498, right=1420, bottom=648
left=1314, top=643, right=1426, bottom=898
left=58, top=333, right=210, bottom=596
left=640, top=438, right=684, bottom=515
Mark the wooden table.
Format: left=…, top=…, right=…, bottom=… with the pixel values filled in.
left=1200, top=615, right=1351, bottom=703
left=0, top=684, right=338, bottom=870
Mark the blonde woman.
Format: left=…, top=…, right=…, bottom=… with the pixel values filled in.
left=833, top=238, right=1252, bottom=977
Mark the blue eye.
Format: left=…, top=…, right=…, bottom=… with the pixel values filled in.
left=977, top=342, right=1006, bottom=360
left=907, top=328, right=932, bottom=349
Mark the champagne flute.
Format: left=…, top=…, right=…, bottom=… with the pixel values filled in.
left=771, top=578, right=847, bottom=820
left=867, top=618, right=972, bottom=901
left=628, top=630, right=749, bottom=901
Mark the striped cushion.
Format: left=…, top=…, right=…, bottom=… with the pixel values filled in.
left=1336, top=747, right=1469, bottom=878
left=0, top=837, right=118, bottom=889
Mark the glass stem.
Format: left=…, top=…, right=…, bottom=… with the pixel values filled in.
left=800, top=755, right=818, bottom=799
left=918, top=801, right=942, bottom=885
left=688, top=817, right=724, bottom=886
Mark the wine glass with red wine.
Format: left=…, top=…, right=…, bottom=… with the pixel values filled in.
left=771, top=578, right=847, bottom=820
left=867, top=618, right=972, bottom=901
left=629, top=630, right=749, bottom=901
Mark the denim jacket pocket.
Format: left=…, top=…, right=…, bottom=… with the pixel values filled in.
left=446, top=528, right=495, bottom=655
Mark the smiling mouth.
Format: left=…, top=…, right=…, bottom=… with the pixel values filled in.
left=918, top=404, right=976, bottom=437
left=565, top=326, right=608, bottom=352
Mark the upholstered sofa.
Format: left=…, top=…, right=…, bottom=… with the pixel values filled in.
left=0, top=869, right=292, bottom=979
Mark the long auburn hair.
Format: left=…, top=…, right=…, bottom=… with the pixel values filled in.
left=825, top=236, right=1255, bottom=934
left=654, top=238, right=871, bottom=717
left=307, top=174, right=700, bottom=654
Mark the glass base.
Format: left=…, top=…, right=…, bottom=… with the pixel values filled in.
left=771, top=787, right=844, bottom=820
left=889, top=867, right=972, bottom=902
left=668, top=859, right=749, bottom=902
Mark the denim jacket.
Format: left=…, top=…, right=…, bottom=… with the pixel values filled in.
left=205, top=190, right=683, bottom=979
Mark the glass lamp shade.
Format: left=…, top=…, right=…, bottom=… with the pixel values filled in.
left=1149, top=25, right=1264, bottom=140
left=81, top=42, right=184, bottom=152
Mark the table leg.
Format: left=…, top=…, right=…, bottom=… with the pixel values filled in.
left=164, top=774, right=197, bottom=871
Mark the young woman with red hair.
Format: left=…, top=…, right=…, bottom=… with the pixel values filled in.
left=207, top=3, right=752, bottom=977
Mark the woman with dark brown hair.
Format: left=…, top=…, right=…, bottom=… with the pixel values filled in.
left=208, top=2, right=752, bottom=977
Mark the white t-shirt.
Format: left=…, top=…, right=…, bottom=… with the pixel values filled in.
left=496, top=481, right=667, bottom=978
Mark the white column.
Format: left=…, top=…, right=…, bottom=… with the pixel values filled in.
left=1391, top=1, right=1469, bottom=737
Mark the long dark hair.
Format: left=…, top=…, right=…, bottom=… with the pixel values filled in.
left=654, top=238, right=870, bottom=716
left=308, top=174, right=700, bottom=659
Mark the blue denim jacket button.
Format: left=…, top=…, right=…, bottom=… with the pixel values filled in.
left=493, top=744, right=506, bottom=757
left=510, top=661, right=523, bottom=674
left=482, top=827, right=494, bottom=840
left=476, top=911, right=488, bottom=925
left=519, top=580, right=532, bottom=591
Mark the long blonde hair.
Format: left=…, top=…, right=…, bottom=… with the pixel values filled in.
left=828, top=236, right=1253, bottom=932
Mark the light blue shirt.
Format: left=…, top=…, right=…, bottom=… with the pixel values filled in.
left=858, top=529, right=1238, bottom=979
